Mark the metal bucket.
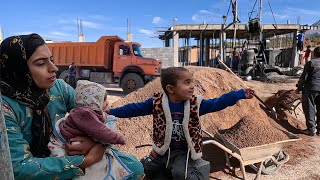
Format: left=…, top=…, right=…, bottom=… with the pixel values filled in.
left=243, top=49, right=255, bottom=65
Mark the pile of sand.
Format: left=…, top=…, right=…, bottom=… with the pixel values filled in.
left=111, top=66, right=304, bottom=160
left=221, top=116, right=289, bottom=148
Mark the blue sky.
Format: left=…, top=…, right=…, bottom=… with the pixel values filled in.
left=1, top=0, right=319, bottom=47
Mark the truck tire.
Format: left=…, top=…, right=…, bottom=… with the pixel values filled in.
left=121, top=73, right=144, bottom=94
left=59, top=70, right=69, bottom=82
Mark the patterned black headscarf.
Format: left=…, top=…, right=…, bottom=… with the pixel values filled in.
left=0, top=34, right=52, bottom=157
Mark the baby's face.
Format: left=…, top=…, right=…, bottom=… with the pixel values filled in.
left=102, top=96, right=109, bottom=111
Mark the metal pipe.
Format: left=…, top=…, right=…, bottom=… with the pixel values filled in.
left=259, top=0, right=263, bottom=41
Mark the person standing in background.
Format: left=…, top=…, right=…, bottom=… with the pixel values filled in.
left=303, top=45, right=311, bottom=65
left=296, top=47, right=320, bottom=136
left=68, top=61, right=76, bottom=88
left=232, top=47, right=240, bottom=72
left=297, top=30, right=305, bottom=52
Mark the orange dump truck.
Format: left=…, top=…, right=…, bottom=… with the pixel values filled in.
left=47, top=36, right=161, bottom=94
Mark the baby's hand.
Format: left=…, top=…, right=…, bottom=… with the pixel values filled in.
left=244, top=88, right=254, bottom=99
left=117, top=134, right=126, bottom=145
left=104, top=107, right=110, bottom=114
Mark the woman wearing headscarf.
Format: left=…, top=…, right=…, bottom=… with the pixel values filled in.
left=1, top=33, right=144, bottom=180
left=0, top=34, right=108, bottom=179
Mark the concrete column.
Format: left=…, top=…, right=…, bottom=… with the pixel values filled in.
left=215, top=38, right=218, bottom=58
left=199, top=32, right=203, bottom=66
left=186, top=37, right=190, bottom=66
left=173, top=31, right=179, bottom=67
left=291, top=31, right=298, bottom=67
left=188, top=31, right=192, bottom=65
left=220, top=31, right=226, bottom=63
left=165, top=38, right=170, bottom=47
left=205, top=37, right=210, bottom=66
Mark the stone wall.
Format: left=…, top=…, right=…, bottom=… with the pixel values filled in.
left=141, top=47, right=174, bottom=68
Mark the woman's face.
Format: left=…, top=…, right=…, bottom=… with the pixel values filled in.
left=27, top=44, right=58, bottom=89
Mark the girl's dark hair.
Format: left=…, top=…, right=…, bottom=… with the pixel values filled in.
left=161, top=67, right=189, bottom=94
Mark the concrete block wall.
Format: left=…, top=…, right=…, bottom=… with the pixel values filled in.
left=141, top=47, right=174, bottom=68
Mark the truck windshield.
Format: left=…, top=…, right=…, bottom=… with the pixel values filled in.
left=133, top=44, right=143, bottom=57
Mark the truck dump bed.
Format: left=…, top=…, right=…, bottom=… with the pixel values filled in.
left=47, top=36, right=124, bottom=68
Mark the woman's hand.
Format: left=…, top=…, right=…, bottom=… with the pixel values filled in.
left=78, top=143, right=107, bottom=169
left=244, top=88, right=255, bottom=99
left=65, top=136, right=96, bottom=155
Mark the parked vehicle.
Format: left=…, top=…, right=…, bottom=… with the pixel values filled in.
left=47, top=36, right=161, bottom=94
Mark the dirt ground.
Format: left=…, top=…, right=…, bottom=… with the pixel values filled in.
left=221, top=79, right=320, bottom=180
left=107, top=73, right=320, bottom=179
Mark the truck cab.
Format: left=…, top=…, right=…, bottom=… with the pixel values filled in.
left=113, top=41, right=161, bottom=94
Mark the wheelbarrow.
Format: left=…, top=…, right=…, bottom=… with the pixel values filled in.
left=202, top=129, right=300, bottom=180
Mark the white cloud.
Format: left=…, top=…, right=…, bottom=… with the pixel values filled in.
left=264, top=12, right=290, bottom=20
left=192, top=10, right=217, bottom=23
left=262, top=7, right=319, bottom=24
left=80, top=20, right=103, bottom=29
left=88, top=15, right=109, bottom=20
left=13, top=31, right=35, bottom=35
left=41, top=31, right=73, bottom=40
left=110, top=26, right=127, bottom=32
left=273, top=13, right=290, bottom=20
left=199, top=10, right=213, bottom=14
left=57, top=19, right=71, bottom=24
left=286, top=7, right=319, bottom=16
left=192, top=15, right=198, bottom=21
left=60, top=26, right=77, bottom=31
left=191, top=14, right=211, bottom=23
left=48, top=31, right=72, bottom=37
left=139, top=29, right=154, bottom=36
left=152, top=16, right=163, bottom=24
left=57, top=18, right=103, bottom=29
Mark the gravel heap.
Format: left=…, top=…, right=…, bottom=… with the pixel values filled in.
left=221, top=116, right=289, bottom=148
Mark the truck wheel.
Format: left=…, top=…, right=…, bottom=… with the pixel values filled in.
left=59, top=70, right=69, bottom=82
left=121, top=73, right=144, bottom=94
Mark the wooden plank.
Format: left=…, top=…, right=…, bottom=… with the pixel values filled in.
left=0, top=91, right=14, bottom=180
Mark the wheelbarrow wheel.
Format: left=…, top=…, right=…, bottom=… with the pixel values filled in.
left=249, top=151, right=289, bottom=175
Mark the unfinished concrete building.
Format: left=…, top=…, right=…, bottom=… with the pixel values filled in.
left=158, top=24, right=319, bottom=69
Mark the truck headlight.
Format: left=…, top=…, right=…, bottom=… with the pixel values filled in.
left=155, top=67, right=161, bottom=73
